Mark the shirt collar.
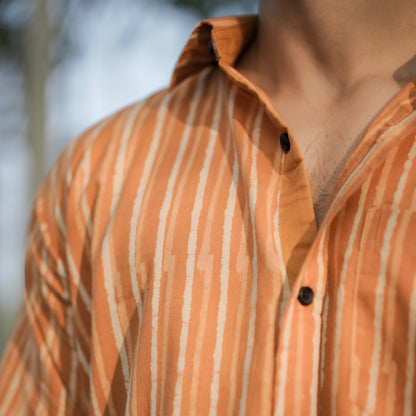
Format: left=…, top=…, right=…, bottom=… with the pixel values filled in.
left=170, top=15, right=258, bottom=89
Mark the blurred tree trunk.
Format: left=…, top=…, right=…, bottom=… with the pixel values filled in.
left=25, top=0, right=49, bottom=193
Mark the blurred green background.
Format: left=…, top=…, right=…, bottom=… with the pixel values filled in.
left=0, top=0, right=257, bottom=354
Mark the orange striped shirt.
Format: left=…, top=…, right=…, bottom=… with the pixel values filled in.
left=1, top=15, right=416, bottom=415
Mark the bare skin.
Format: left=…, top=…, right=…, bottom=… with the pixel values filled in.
left=236, top=0, right=416, bottom=227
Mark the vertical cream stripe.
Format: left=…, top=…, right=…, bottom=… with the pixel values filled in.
left=59, top=258, right=78, bottom=410
left=101, top=104, right=143, bottom=390
left=152, top=69, right=210, bottom=416
left=161, top=81, right=217, bottom=415
left=128, top=93, right=172, bottom=326
left=310, top=230, right=329, bottom=415
left=50, top=157, right=93, bottom=315
left=274, top=296, right=295, bottom=415
left=238, top=107, right=264, bottom=415
left=64, top=139, right=77, bottom=186
left=17, top=338, right=36, bottom=415
left=189, top=129, right=233, bottom=415
left=226, top=100, right=255, bottom=416
left=111, top=104, right=143, bottom=212
left=0, top=337, right=32, bottom=416
left=227, top=204, right=249, bottom=416
left=348, top=151, right=396, bottom=404
left=319, top=284, right=329, bottom=390
left=172, top=77, right=224, bottom=416
left=275, top=152, right=290, bottom=329
left=124, top=375, right=134, bottom=416
left=57, top=389, right=67, bottom=416
left=274, top=161, right=315, bottom=415
left=207, top=86, right=236, bottom=416
left=382, top=166, right=416, bottom=415
left=133, top=89, right=187, bottom=299
left=90, top=381, right=101, bottom=416
left=331, top=178, right=371, bottom=416
left=80, top=118, right=115, bottom=239
left=90, top=321, right=117, bottom=415
left=125, top=318, right=140, bottom=416
left=51, top=163, right=79, bottom=414
left=66, top=247, right=92, bottom=312
left=261, top=144, right=285, bottom=415
left=404, top=273, right=416, bottom=416
left=364, top=139, right=416, bottom=415
left=35, top=248, right=57, bottom=416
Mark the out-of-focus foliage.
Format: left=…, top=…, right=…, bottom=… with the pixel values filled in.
left=0, top=0, right=256, bottom=60
left=0, top=0, right=25, bottom=57
left=0, top=0, right=77, bottom=62
left=171, top=0, right=254, bottom=16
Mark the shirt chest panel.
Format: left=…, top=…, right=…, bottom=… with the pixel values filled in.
left=277, top=134, right=416, bottom=415
left=89, top=117, right=297, bottom=415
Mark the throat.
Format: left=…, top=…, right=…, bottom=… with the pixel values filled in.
left=264, top=80, right=404, bottom=228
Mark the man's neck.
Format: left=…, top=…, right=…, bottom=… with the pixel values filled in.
left=240, top=0, right=416, bottom=100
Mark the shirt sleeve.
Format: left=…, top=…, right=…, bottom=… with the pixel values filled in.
left=0, top=145, right=88, bottom=415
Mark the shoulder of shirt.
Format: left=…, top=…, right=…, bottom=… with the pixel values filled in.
left=46, top=14, right=257, bottom=201
left=46, top=70, right=207, bottom=211
left=50, top=88, right=169, bottom=195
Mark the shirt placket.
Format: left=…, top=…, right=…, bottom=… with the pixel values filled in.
left=211, top=27, right=333, bottom=415
left=272, top=227, right=329, bottom=416
left=270, top=127, right=328, bottom=416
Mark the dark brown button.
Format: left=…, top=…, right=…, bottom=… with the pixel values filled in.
left=280, top=132, right=291, bottom=152
left=298, top=286, right=314, bottom=306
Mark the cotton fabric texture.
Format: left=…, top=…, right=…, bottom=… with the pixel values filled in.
left=1, top=15, right=416, bottom=415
